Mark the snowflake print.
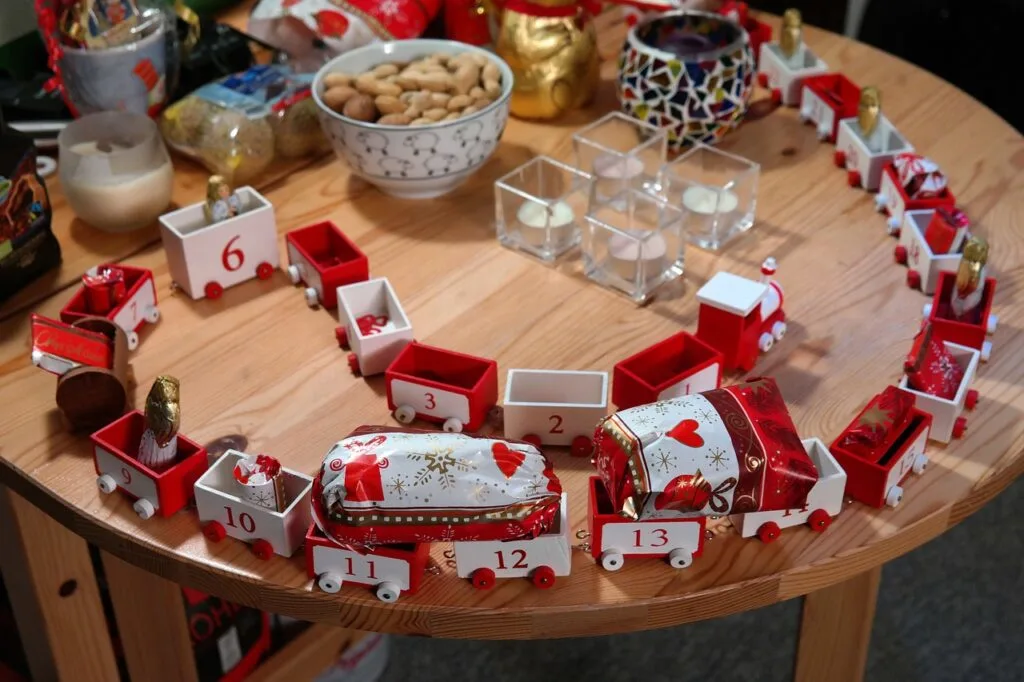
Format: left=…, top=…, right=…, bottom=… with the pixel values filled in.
left=408, top=446, right=473, bottom=489
left=633, top=413, right=657, bottom=429
left=387, top=475, right=409, bottom=499
left=651, top=448, right=676, bottom=474
left=705, top=447, right=728, bottom=471
left=469, top=479, right=491, bottom=504
left=523, top=479, right=542, bottom=497
left=251, top=489, right=275, bottom=508
left=699, top=408, right=714, bottom=422
left=378, top=0, right=401, bottom=17
left=440, top=526, right=455, bottom=541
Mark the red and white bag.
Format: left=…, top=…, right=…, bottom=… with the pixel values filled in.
left=312, top=426, right=562, bottom=547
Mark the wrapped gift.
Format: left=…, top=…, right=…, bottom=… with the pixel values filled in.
left=82, top=266, right=126, bottom=314
left=923, top=207, right=969, bottom=255
left=592, top=378, right=817, bottom=520
left=893, top=153, right=948, bottom=200
left=313, top=426, right=562, bottom=547
left=836, top=385, right=916, bottom=460
left=233, top=453, right=287, bottom=511
left=905, top=323, right=964, bottom=400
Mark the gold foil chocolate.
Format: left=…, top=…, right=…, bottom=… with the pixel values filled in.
left=144, top=375, right=180, bottom=447
left=203, top=175, right=241, bottom=224
left=858, top=87, right=881, bottom=136
left=780, top=8, right=802, bottom=58
left=955, top=236, right=988, bottom=300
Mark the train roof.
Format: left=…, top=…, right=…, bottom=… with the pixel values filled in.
left=696, top=272, right=768, bottom=316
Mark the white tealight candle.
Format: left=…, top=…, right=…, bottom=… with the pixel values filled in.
left=594, top=154, right=644, bottom=180
left=682, top=186, right=739, bottom=215
left=516, top=200, right=575, bottom=248
left=608, top=231, right=667, bottom=284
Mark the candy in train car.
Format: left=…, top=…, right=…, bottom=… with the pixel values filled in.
left=195, top=450, right=313, bottom=560
left=729, top=437, right=847, bottom=543
left=894, top=207, right=969, bottom=295
left=502, top=369, right=609, bottom=457
left=336, top=277, right=413, bottom=376
left=612, top=331, right=723, bottom=410
left=799, top=72, right=860, bottom=142
left=923, top=253, right=998, bottom=362
left=757, top=9, right=828, bottom=107
left=875, top=153, right=956, bottom=235
left=829, top=386, right=931, bottom=509
left=834, top=87, right=914, bottom=190
left=59, top=264, right=160, bottom=350
left=286, top=221, right=369, bottom=309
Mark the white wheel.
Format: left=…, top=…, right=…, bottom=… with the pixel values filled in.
left=817, top=124, right=830, bottom=140
left=981, top=340, right=992, bottom=362
left=126, top=331, right=139, bottom=351
left=799, top=107, right=811, bottom=121
left=922, top=303, right=933, bottom=319
left=318, top=572, right=343, bottom=593
left=667, top=548, right=693, bottom=569
left=600, top=550, right=624, bottom=571
left=133, top=498, right=155, bottom=519
left=771, top=321, right=787, bottom=341
left=287, top=264, right=301, bottom=284
left=758, top=332, right=774, bottom=353
left=874, top=194, right=887, bottom=211
left=394, top=405, right=416, bottom=424
left=885, top=485, right=904, bottom=508
left=375, top=581, right=401, bottom=603
left=96, top=474, right=117, bottom=494
left=304, top=287, right=319, bottom=308
left=887, top=216, right=901, bottom=232
left=912, top=454, right=928, bottom=475
left=987, top=313, right=998, bottom=335
left=442, top=417, right=463, bottom=433
left=145, top=306, right=160, bottom=324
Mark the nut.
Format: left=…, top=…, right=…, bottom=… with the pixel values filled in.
left=460, top=105, right=480, bottom=117
left=414, top=73, right=451, bottom=93
left=323, top=85, right=358, bottom=112
left=430, top=92, right=452, bottom=108
left=355, top=73, right=402, bottom=97
left=372, top=63, right=400, bottom=78
left=324, top=73, right=352, bottom=89
left=452, top=64, right=481, bottom=96
left=482, top=62, right=500, bottom=83
left=469, top=86, right=486, bottom=99
left=378, top=113, right=412, bottom=125
left=423, top=107, right=448, bottom=121
left=342, top=94, right=377, bottom=121
left=483, top=79, right=502, bottom=98
left=410, top=117, right=434, bottom=126
left=447, top=94, right=473, bottom=111
left=375, top=95, right=406, bottom=115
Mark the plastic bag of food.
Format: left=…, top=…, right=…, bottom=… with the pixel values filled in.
left=159, top=63, right=324, bottom=185
left=312, top=426, right=563, bottom=547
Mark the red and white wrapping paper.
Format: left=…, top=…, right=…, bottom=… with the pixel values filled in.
left=234, top=454, right=287, bottom=511
left=312, top=427, right=562, bottom=547
left=893, top=153, right=948, bottom=200
left=593, top=378, right=817, bottom=520
left=29, top=314, right=113, bottom=376
left=905, top=323, right=964, bottom=400
left=836, top=386, right=916, bottom=460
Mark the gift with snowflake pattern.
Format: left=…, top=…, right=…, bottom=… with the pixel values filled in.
left=836, top=385, right=917, bottom=459
left=312, top=426, right=562, bottom=547
left=904, top=322, right=965, bottom=400
left=592, top=378, right=818, bottom=520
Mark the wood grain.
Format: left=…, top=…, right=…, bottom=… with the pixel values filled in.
left=248, top=626, right=366, bottom=682
left=0, top=11, right=1021, bottom=639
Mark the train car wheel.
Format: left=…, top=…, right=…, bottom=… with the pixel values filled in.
left=203, top=521, right=226, bottom=542
left=757, top=73, right=769, bottom=88
left=442, top=418, right=463, bottom=433
left=252, top=539, right=274, bottom=561
left=145, top=306, right=160, bottom=323
left=304, top=287, right=319, bottom=308
left=885, top=485, right=903, bottom=508
left=531, top=566, right=556, bottom=589
left=318, top=572, right=343, bottom=593
left=873, top=194, right=887, bottom=212
left=922, top=303, right=932, bottom=319
left=893, top=245, right=908, bottom=265
left=571, top=435, right=593, bottom=458
left=833, top=150, right=846, bottom=168
left=906, top=270, right=921, bottom=290
left=953, top=417, right=968, bottom=439
left=335, top=326, right=349, bottom=348
left=758, top=332, right=774, bottom=353
left=471, top=568, right=496, bottom=590
left=847, top=170, right=861, bottom=188
left=287, top=264, right=302, bottom=284
left=912, top=454, right=929, bottom=475
left=770, top=88, right=782, bottom=106
left=807, top=509, right=832, bottom=532
left=522, top=434, right=542, bottom=449
left=756, top=521, right=780, bottom=543
left=394, top=405, right=416, bottom=424
left=987, top=314, right=999, bottom=335
left=981, top=341, right=992, bottom=362
left=126, top=331, right=139, bottom=351
left=599, top=550, right=624, bottom=571
left=256, top=262, right=274, bottom=280
left=667, top=548, right=693, bottom=569
left=771, top=321, right=787, bottom=341
left=133, top=498, right=155, bottom=520
left=965, top=389, right=979, bottom=410
left=375, top=582, right=401, bottom=603
left=887, top=216, right=901, bottom=233
left=96, top=474, right=117, bottom=495
left=816, top=124, right=830, bottom=141
left=204, top=282, right=224, bottom=300
left=347, top=353, right=361, bottom=375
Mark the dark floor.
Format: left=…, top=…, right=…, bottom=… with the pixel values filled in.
left=381, top=479, right=1023, bottom=682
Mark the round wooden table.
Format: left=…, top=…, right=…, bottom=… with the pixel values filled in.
left=1, top=11, right=1021, bottom=682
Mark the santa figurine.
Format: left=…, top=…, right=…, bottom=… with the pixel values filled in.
left=951, top=236, right=989, bottom=321
left=138, top=375, right=180, bottom=472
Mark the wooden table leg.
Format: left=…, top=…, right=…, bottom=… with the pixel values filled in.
left=795, top=566, right=881, bottom=682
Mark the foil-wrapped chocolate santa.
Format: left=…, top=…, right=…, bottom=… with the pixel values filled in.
left=951, top=236, right=989, bottom=321
left=138, top=375, right=179, bottom=471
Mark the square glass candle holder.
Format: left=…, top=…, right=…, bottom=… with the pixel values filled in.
left=583, top=188, right=685, bottom=303
left=661, top=143, right=759, bottom=251
left=495, top=156, right=592, bottom=262
left=572, top=112, right=667, bottom=209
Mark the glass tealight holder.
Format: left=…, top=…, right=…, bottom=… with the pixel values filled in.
left=583, top=187, right=685, bottom=303
left=572, top=112, right=667, bottom=210
left=660, top=143, right=759, bottom=251
left=495, top=156, right=592, bottom=262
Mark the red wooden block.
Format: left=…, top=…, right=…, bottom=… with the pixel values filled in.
left=285, top=221, right=369, bottom=309
left=800, top=73, right=860, bottom=142
left=612, top=331, right=723, bottom=409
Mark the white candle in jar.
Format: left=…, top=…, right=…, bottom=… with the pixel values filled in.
left=609, top=231, right=667, bottom=283
left=594, top=154, right=645, bottom=181
left=682, top=186, right=739, bottom=215
left=516, top=200, right=575, bottom=248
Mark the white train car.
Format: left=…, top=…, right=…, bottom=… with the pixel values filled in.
left=159, top=187, right=279, bottom=300
left=730, top=438, right=846, bottom=542
left=758, top=43, right=828, bottom=107
left=894, top=209, right=966, bottom=295
left=502, top=370, right=608, bottom=457
left=874, top=164, right=956, bottom=236
left=898, top=341, right=980, bottom=443
left=336, top=277, right=414, bottom=376
left=453, top=493, right=571, bottom=589
left=834, top=115, right=914, bottom=191
left=195, top=450, right=313, bottom=560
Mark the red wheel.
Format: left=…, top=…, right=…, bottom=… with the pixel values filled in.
left=757, top=521, right=781, bottom=543
left=833, top=150, right=846, bottom=168
left=522, top=434, right=542, bottom=449
left=256, top=262, right=274, bottom=280
left=570, top=435, right=592, bottom=458
left=953, top=416, right=967, bottom=439
left=252, top=539, right=274, bottom=561
left=966, top=389, right=979, bottom=410
left=770, top=89, right=782, bottom=106
left=347, top=352, right=360, bottom=375
left=335, top=326, right=348, bottom=348
left=894, top=245, right=908, bottom=265
left=203, top=521, right=226, bottom=542
left=204, top=282, right=224, bottom=300
left=847, top=170, right=861, bottom=187
left=807, top=509, right=832, bottom=533
left=906, top=270, right=921, bottom=290
left=757, top=72, right=769, bottom=88
left=471, top=567, right=495, bottom=590
left=531, top=565, right=556, bottom=589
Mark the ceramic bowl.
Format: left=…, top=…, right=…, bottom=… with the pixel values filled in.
left=312, top=39, right=513, bottom=200
left=618, top=11, right=755, bottom=151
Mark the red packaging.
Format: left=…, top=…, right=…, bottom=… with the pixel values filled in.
left=904, top=323, right=964, bottom=400
left=923, top=208, right=969, bottom=255
left=82, top=266, right=126, bottom=314
left=313, top=426, right=562, bottom=547
left=836, top=385, right=916, bottom=460
left=30, top=313, right=113, bottom=375
left=592, top=378, right=817, bottom=519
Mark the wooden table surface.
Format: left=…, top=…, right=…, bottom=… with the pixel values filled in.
left=1, top=10, right=1022, bottom=643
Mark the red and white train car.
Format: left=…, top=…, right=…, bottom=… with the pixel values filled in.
left=894, top=209, right=967, bottom=295
left=60, top=264, right=160, bottom=350
left=286, top=221, right=369, bottom=309
left=758, top=42, right=828, bottom=107
left=195, top=450, right=314, bottom=560
left=695, top=258, right=785, bottom=373
left=502, top=369, right=608, bottom=457
left=800, top=73, right=859, bottom=142
left=730, top=437, right=847, bottom=542
left=898, top=342, right=980, bottom=443
left=336, top=277, right=413, bottom=376
left=158, top=187, right=278, bottom=300
left=386, top=341, right=498, bottom=433
left=612, top=331, right=723, bottom=410
left=834, top=115, right=914, bottom=190
left=923, top=271, right=997, bottom=362
left=92, top=410, right=209, bottom=520
left=875, top=163, right=956, bottom=235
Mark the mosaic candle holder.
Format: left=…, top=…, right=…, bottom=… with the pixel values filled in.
left=582, top=187, right=686, bottom=303
left=572, top=112, right=667, bottom=209
left=618, top=11, right=755, bottom=151
left=661, top=143, right=759, bottom=250
left=495, top=156, right=592, bottom=262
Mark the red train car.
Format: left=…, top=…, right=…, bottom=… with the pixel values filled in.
left=799, top=73, right=859, bottom=143
left=923, top=271, right=997, bottom=362
left=285, top=221, right=369, bottom=309
left=612, top=331, right=723, bottom=409
left=60, top=264, right=159, bottom=350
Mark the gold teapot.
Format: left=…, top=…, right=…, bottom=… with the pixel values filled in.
left=482, top=0, right=600, bottom=120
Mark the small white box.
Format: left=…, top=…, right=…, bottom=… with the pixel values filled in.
left=899, top=210, right=965, bottom=295
left=759, top=43, right=828, bottom=107
left=899, top=342, right=980, bottom=443
left=835, top=115, right=913, bottom=191
left=502, top=369, right=608, bottom=447
left=337, top=277, right=414, bottom=376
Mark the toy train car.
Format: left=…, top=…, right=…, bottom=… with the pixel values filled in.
left=612, top=331, right=723, bottom=410
left=286, top=221, right=369, bottom=309
left=898, top=342, right=980, bottom=443
left=195, top=450, right=314, bottom=560
left=758, top=42, right=828, bottom=107
left=923, top=271, right=997, bottom=362
left=336, top=277, right=413, bottom=376
left=894, top=209, right=966, bottom=295
left=502, top=370, right=608, bottom=456
left=60, top=264, right=159, bottom=350
left=834, top=115, right=913, bottom=191
left=875, top=163, right=956, bottom=235
left=800, top=73, right=859, bottom=142
left=92, top=410, right=208, bottom=520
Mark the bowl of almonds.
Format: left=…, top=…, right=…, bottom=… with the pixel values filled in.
left=312, top=39, right=513, bottom=199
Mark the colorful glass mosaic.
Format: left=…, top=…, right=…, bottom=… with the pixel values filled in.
left=618, top=13, right=755, bottom=151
